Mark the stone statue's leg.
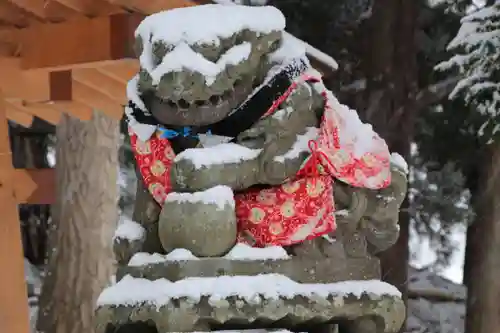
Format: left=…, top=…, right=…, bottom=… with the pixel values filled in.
left=158, top=187, right=237, bottom=257
left=113, top=175, right=164, bottom=265
left=131, top=174, right=164, bottom=254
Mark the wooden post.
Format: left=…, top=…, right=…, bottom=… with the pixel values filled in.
left=0, top=90, right=30, bottom=333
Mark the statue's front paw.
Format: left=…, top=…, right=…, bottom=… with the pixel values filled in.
left=171, top=143, right=260, bottom=191
left=158, top=186, right=237, bottom=257
left=361, top=217, right=400, bottom=254
left=361, top=166, right=407, bottom=254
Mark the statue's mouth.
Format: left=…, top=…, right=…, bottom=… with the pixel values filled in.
left=149, top=79, right=256, bottom=127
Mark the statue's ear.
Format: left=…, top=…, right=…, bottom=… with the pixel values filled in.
left=390, top=164, right=407, bottom=178
left=389, top=153, right=408, bottom=175
left=388, top=166, right=408, bottom=205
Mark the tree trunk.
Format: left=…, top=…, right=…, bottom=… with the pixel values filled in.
left=36, top=112, right=119, bottom=333
left=463, top=144, right=500, bottom=333
left=359, top=1, right=418, bottom=329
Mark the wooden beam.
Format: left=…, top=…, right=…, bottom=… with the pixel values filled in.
left=0, top=28, right=20, bottom=47
left=0, top=89, right=31, bottom=333
left=73, top=68, right=127, bottom=104
left=8, top=98, right=102, bottom=124
left=0, top=58, right=75, bottom=101
left=30, top=69, right=120, bottom=121
left=52, top=0, right=125, bottom=16
left=0, top=2, right=36, bottom=27
left=107, top=0, right=198, bottom=14
left=6, top=100, right=61, bottom=125
left=21, top=13, right=143, bottom=70
left=0, top=29, right=20, bottom=57
left=6, top=0, right=78, bottom=22
left=49, top=101, right=94, bottom=121
left=98, top=59, right=139, bottom=84
left=9, top=118, right=55, bottom=135
left=5, top=99, right=94, bottom=128
left=0, top=57, right=50, bottom=100
left=13, top=169, right=55, bottom=204
left=5, top=107, right=33, bottom=127
left=0, top=41, right=17, bottom=57
left=72, top=81, right=124, bottom=120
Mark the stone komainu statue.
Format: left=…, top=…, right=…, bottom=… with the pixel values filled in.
left=95, top=4, right=408, bottom=333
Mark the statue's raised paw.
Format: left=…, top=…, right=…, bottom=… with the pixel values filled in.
left=361, top=165, right=407, bottom=254
left=171, top=143, right=260, bottom=192
left=334, top=163, right=408, bottom=257
left=158, top=186, right=237, bottom=257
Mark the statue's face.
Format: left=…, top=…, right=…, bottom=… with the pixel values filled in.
left=136, top=30, right=282, bottom=126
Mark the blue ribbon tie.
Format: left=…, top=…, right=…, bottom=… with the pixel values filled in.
left=159, top=126, right=210, bottom=139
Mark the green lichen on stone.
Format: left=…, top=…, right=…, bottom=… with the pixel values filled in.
left=95, top=292, right=405, bottom=333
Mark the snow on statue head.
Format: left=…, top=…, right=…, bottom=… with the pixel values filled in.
left=95, top=4, right=408, bottom=333
left=130, top=4, right=285, bottom=129
left=124, top=3, right=407, bottom=262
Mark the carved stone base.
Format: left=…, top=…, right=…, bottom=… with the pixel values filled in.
left=95, top=275, right=405, bottom=333
left=117, top=255, right=381, bottom=284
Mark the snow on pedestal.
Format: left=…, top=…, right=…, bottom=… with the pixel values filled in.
left=97, top=274, right=401, bottom=307
left=128, top=249, right=200, bottom=266
left=95, top=273, right=405, bottom=333
left=127, top=243, right=290, bottom=267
